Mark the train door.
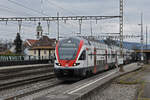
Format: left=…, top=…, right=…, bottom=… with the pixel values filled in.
left=86, top=48, right=89, bottom=68
left=87, top=48, right=93, bottom=67
left=94, top=48, right=96, bottom=74
left=115, top=51, right=118, bottom=64
left=117, top=51, right=123, bottom=65
left=105, top=49, right=109, bottom=70
left=86, top=48, right=88, bottom=67
left=83, top=50, right=87, bottom=67
left=79, top=50, right=87, bottom=67
left=105, top=50, right=107, bottom=65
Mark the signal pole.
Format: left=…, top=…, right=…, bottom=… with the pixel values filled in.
left=146, top=26, right=148, bottom=49
left=119, top=0, right=124, bottom=72
left=90, top=21, right=93, bottom=36
left=57, top=12, right=60, bottom=41
left=140, top=13, right=144, bottom=62
left=18, top=21, right=22, bottom=34
left=79, top=20, right=82, bottom=34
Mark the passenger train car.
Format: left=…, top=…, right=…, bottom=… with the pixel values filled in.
left=54, top=37, right=134, bottom=80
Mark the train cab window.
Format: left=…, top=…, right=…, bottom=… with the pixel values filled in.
left=88, top=41, right=91, bottom=45
left=79, top=50, right=86, bottom=60
left=58, top=38, right=80, bottom=60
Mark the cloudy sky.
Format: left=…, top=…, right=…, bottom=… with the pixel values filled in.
left=0, top=0, right=149, bottom=43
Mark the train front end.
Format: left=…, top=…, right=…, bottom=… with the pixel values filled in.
left=54, top=37, right=85, bottom=80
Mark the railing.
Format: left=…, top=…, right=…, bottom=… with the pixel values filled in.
left=0, top=55, right=24, bottom=61
left=0, top=55, right=55, bottom=67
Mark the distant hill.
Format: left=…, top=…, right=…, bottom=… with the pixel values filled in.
left=100, top=40, right=150, bottom=50
left=121, top=41, right=150, bottom=50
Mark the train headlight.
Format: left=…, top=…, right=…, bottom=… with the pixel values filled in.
left=73, top=63, right=80, bottom=66
left=56, top=63, right=61, bottom=66
left=73, top=63, right=76, bottom=66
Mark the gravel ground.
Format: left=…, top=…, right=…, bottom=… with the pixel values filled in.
left=80, top=82, right=139, bottom=100
left=92, top=84, right=138, bottom=100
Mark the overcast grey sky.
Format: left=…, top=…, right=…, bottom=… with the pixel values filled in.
left=0, top=0, right=149, bottom=43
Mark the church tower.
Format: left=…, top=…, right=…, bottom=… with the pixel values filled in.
left=36, top=22, right=43, bottom=39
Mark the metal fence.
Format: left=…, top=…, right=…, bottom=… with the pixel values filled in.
left=0, top=55, right=55, bottom=67
left=0, top=55, right=24, bottom=61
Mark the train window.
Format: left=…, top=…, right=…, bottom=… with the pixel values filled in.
left=107, top=54, right=109, bottom=59
left=88, top=41, right=91, bottom=45
left=97, top=61, right=99, bottom=65
left=58, top=38, right=80, bottom=60
left=112, top=53, right=115, bottom=58
left=34, top=50, right=36, bottom=54
left=90, top=52, right=92, bottom=59
left=44, top=50, right=47, bottom=54
left=79, top=50, right=86, bottom=60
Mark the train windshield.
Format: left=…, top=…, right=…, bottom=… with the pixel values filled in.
left=58, top=38, right=80, bottom=60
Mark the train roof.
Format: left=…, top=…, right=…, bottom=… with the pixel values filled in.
left=59, top=36, right=104, bottom=45
left=59, top=36, right=132, bottom=51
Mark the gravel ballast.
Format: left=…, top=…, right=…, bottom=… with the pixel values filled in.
left=92, top=84, right=138, bottom=100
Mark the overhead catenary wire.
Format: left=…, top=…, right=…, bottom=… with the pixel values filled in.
left=0, top=4, right=33, bottom=16
left=46, top=0, right=77, bottom=15
left=0, top=3, right=42, bottom=30
left=40, top=0, right=44, bottom=14
left=8, top=0, right=49, bottom=16
left=2, top=0, right=122, bottom=42
left=7, top=0, right=76, bottom=37
left=7, top=0, right=81, bottom=33
left=46, top=0, right=89, bottom=33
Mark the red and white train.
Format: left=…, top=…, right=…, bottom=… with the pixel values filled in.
left=54, top=37, right=133, bottom=80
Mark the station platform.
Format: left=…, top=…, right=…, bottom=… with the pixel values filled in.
left=0, top=64, right=53, bottom=71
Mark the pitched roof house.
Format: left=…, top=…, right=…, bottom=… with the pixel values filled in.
left=28, top=36, right=56, bottom=60
left=24, top=39, right=38, bottom=47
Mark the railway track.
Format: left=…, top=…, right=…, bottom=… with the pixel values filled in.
left=0, top=64, right=61, bottom=100
left=5, top=78, right=62, bottom=100
left=0, top=73, right=55, bottom=90
left=0, top=65, right=54, bottom=88
left=0, top=67, right=53, bottom=80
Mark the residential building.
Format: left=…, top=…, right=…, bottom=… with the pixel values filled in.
left=29, top=36, right=56, bottom=60
left=24, top=39, right=38, bottom=55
